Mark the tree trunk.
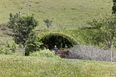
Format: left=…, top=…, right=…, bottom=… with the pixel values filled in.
left=23, top=44, right=25, bottom=56
left=19, top=11, right=21, bottom=47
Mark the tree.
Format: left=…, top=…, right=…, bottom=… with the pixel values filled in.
left=8, top=13, right=38, bottom=55
left=25, top=30, right=43, bottom=56
left=88, top=15, right=116, bottom=49
left=112, top=0, right=116, bottom=14
left=44, top=19, right=52, bottom=30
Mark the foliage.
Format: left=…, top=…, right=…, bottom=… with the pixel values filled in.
left=30, top=49, right=57, bottom=58
left=8, top=13, right=38, bottom=46
left=44, top=19, right=52, bottom=30
left=112, top=0, right=116, bottom=14
left=25, top=30, right=43, bottom=56
left=12, top=42, right=16, bottom=53
left=38, top=31, right=78, bottom=49
left=67, top=45, right=116, bottom=62
left=8, top=13, right=19, bottom=29
left=88, top=14, right=116, bottom=48
left=0, top=47, right=12, bottom=55
left=6, top=41, right=11, bottom=48
left=38, top=29, right=105, bottom=49
left=8, top=13, right=38, bottom=55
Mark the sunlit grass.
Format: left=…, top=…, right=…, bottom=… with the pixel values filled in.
left=0, top=0, right=115, bottom=76
left=0, top=0, right=113, bottom=30
left=0, top=55, right=116, bottom=77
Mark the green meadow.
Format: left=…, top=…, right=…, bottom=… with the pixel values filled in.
left=0, top=0, right=113, bottom=30
left=0, top=0, right=116, bottom=76
left=0, top=55, right=116, bottom=77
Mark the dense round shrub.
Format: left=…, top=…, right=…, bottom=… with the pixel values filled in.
left=67, top=45, right=116, bottom=62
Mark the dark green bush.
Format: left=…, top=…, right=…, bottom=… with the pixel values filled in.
left=25, top=30, right=43, bottom=56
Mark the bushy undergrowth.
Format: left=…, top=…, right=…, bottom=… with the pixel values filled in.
left=67, top=45, right=116, bottom=62
left=30, top=49, right=59, bottom=58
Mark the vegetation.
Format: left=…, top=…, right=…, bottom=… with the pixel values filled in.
left=0, top=55, right=116, bottom=77
left=67, top=45, right=116, bottom=62
left=112, top=0, right=116, bottom=14
left=8, top=13, right=38, bottom=55
left=25, top=30, right=43, bottom=56
left=12, top=42, right=16, bottom=53
left=0, top=0, right=116, bottom=76
left=30, top=49, right=57, bottom=58
left=88, top=14, right=116, bottom=49
left=38, top=31, right=78, bottom=50
left=44, top=19, right=52, bottom=30
left=0, top=0, right=112, bottom=30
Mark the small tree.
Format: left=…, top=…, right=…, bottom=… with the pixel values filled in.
left=44, top=19, right=52, bottom=30
left=25, top=30, right=43, bottom=56
left=88, top=14, right=116, bottom=49
left=8, top=13, right=38, bottom=55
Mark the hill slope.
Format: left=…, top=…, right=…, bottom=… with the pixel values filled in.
left=0, top=0, right=113, bottom=30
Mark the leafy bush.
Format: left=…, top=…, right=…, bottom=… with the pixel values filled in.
left=6, top=41, right=11, bottom=48
left=0, top=47, right=12, bottom=55
left=25, top=30, right=43, bottom=56
left=67, top=45, right=116, bottom=62
left=30, top=49, right=56, bottom=57
left=12, top=42, right=16, bottom=53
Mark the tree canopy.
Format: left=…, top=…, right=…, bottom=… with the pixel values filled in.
left=88, top=15, right=116, bottom=49
left=8, top=13, right=38, bottom=55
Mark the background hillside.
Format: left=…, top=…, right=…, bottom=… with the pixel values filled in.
left=0, top=0, right=113, bottom=30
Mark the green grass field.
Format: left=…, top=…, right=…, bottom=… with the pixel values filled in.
left=0, top=0, right=113, bottom=30
left=0, top=55, right=116, bottom=77
left=0, top=0, right=115, bottom=76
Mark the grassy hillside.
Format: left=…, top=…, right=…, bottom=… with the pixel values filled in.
left=0, top=1, right=115, bottom=76
left=0, top=0, right=113, bottom=30
left=0, top=55, right=116, bottom=77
